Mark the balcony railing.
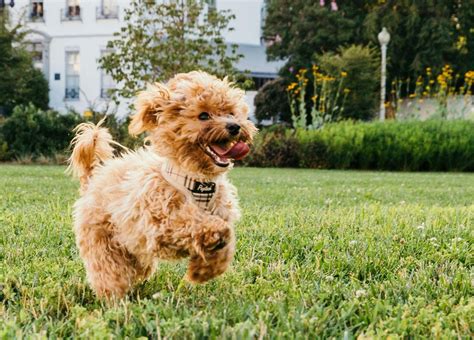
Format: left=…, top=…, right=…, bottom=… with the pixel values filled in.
left=27, top=12, right=45, bottom=22
left=65, top=88, right=80, bottom=100
left=61, top=6, right=81, bottom=21
left=96, top=6, right=119, bottom=20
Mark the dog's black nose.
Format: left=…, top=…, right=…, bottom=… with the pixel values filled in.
left=226, top=123, right=241, bottom=136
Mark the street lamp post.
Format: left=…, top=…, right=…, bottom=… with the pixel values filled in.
left=378, top=27, right=390, bottom=121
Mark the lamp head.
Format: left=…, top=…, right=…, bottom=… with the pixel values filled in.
left=378, top=27, right=391, bottom=45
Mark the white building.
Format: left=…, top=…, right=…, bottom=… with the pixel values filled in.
left=12, top=0, right=284, bottom=118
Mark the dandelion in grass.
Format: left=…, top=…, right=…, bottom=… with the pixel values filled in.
left=325, top=275, right=334, bottom=282
left=416, top=223, right=425, bottom=231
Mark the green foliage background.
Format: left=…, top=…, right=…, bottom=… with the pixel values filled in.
left=0, top=10, right=49, bottom=116
left=260, top=0, right=474, bottom=123
left=100, top=0, right=247, bottom=104
left=254, top=78, right=291, bottom=123
left=0, top=105, right=141, bottom=161
left=317, top=45, right=380, bottom=121
left=243, top=120, right=474, bottom=171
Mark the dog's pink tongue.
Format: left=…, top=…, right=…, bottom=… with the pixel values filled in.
left=211, top=141, right=250, bottom=160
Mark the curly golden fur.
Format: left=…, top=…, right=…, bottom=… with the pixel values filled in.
left=68, top=71, right=257, bottom=299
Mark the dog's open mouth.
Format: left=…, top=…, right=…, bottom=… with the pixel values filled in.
left=204, top=141, right=250, bottom=167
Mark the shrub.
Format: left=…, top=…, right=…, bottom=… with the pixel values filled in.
left=247, top=120, right=474, bottom=171
left=0, top=105, right=145, bottom=162
left=317, top=45, right=379, bottom=121
left=242, top=126, right=300, bottom=167
left=254, top=78, right=291, bottom=124
left=0, top=104, right=83, bottom=160
left=84, top=112, right=144, bottom=150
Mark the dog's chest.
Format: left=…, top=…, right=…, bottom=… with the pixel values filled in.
left=187, top=179, right=218, bottom=211
left=161, top=162, right=225, bottom=212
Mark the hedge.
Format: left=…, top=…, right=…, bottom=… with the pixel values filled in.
left=0, top=104, right=142, bottom=162
left=243, top=120, right=474, bottom=171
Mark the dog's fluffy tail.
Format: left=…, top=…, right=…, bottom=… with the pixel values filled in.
left=67, top=118, right=116, bottom=190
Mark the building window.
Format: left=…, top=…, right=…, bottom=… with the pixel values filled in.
left=97, top=0, right=119, bottom=19
left=29, top=1, right=44, bottom=21
left=26, top=42, right=43, bottom=63
left=204, top=0, right=216, bottom=12
left=61, top=0, right=81, bottom=21
left=65, top=51, right=80, bottom=100
left=100, top=51, right=116, bottom=99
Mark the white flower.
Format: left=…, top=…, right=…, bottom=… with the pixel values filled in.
left=349, top=240, right=358, bottom=246
left=417, top=223, right=425, bottom=231
left=452, top=237, right=463, bottom=242
left=355, top=289, right=367, bottom=298
left=429, top=237, right=437, bottom=242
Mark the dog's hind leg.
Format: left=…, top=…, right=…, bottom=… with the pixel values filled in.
left=75, top=222, right=146, bottom=299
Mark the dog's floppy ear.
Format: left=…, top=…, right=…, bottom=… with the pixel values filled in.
left=129, top=83, right=171, bottom=136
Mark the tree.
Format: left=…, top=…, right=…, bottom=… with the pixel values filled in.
left=263, top=0, right=368, bottom=74
left=0, top=10, right=49, bottom=116
left=363, top=0, right=474, bottom=79
left=100, top=0, right=246, bottom=104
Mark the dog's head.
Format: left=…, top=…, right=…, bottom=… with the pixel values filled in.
left=129, top=71, right=258, bottom=177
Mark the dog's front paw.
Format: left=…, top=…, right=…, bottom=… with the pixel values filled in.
left=192, top=217, right=233, bottom=257
left=186, top=239, right=235, bottom=283
left=204, top=227, right=231, bottom=251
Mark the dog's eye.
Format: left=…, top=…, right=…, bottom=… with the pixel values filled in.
left=229, top=112, right=234, bottom=116
left=198, top=112, right=210, bottom=121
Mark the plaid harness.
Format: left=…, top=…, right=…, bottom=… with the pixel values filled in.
left=161, top=161, right=219, bottom=212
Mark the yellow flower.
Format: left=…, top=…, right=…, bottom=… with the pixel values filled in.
left=341, top=71, right=348, bottom=78
left=456, top=35, right=467, bottom=50
left=83, top=110, right=93, bottom=118
left=286, top=82, right=298, bottom=91
left=409, top=93, right=416, bottom=99
left=437, top=74, right=446, bottom=84
left=343, top=88, right=351, bottom=94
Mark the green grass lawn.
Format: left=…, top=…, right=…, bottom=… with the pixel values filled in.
left=0, top=165, right=473, bottom=338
